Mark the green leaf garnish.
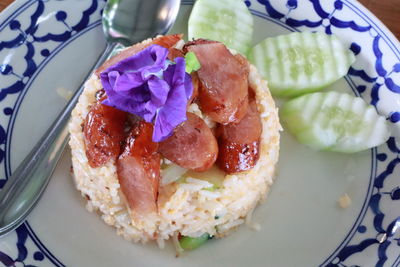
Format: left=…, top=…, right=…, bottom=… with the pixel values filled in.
left=185, top=52, right=201, bottom=73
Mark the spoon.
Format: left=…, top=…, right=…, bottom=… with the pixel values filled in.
left=0, top=0, right=181, bottom=237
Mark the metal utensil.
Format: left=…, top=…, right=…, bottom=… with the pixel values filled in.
left=0, top=0, right=181, bottom=237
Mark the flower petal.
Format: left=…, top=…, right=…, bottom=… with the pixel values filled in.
left=184, top=73, right=193, bottom=100
left=100, top=44, right=193, bottom=142
left=100, top=70, right=118, bottom=93
left=103, top=45, right=169, bottom=74
left=169, top=57, right=193, bottom=100
left=172, top=57, right=186, bottom=86
left=114, top=72, right=144, bottom=91
left=147, top=76, right=170, bottom=107
left=152, top=61, right=192, bottom=142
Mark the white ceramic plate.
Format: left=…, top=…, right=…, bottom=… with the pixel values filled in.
left=0, top=0, right=400, bottom=266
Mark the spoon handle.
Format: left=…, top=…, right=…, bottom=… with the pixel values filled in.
left=0, top=43, right=118, bottom=237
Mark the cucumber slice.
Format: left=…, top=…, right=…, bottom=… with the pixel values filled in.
left=160, top=163, right=187, bottom=185
left=249, top=32, right=355, bottom=97
left=179, top=233, right=211, bottom=250
left=184, top=165, right=225, bottom=190
left=280, top=92, right=391, bottom=153
left=188, top=0, right=253, bottom=55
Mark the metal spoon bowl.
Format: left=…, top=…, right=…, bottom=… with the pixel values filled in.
left=0, top=0, right=181, bottom=237
left=103, top=0, right=180, bottom=45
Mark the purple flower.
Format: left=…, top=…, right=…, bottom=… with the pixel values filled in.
left=100, top=44, right=193, bottom=142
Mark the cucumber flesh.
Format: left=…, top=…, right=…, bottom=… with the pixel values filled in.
left=280, top=92, right=391, bottom=153
left=188, top=0, right=253, bottom=55
left=249, top=32, right=355, bottom=97
left=184, top=165, right=225, bottom=189
left=179, top=233, right=211, bottom=251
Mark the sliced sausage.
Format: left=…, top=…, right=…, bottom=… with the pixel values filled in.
left=189, top=72, right=199, bottom=105
left=83, top=102, right=127, bottom=168
left=185, top=40, right=249, bottom=124
left=158, top=113, right=218, bottom=172
left=152, top=34, right=183, bottom=48
left=216, top=100, right=262, bottom=174
left=167, top=47, right=185, bottom=62
left=117, top=121, right=160, bottom=214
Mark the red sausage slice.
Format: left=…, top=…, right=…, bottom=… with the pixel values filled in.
left=216, top=100, right=262, bottom=174
left=83, top=102, right=127, bottom=168
left=185, top=40, right=249, bottom=124
left=189, top=72, right=199, bottom=105
left=167, top=47, right=185, bottom=62
left=158, top=113, right=218, bottom=172
left=117, top=121, right=160, bottom=214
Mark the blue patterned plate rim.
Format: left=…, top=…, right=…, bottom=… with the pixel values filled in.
left=1, top=0, right=400, bottom=266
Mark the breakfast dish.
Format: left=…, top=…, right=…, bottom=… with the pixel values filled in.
left=68, top=35, right=280, bottom=247
left=1, top=0, right=399, bottom=265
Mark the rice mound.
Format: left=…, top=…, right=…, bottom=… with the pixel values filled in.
left=68, top=38, right=281, bottom=245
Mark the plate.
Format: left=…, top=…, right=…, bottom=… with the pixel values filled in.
left=0, top=0, right=400, bottom=266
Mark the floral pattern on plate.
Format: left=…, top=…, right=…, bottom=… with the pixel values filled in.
left=0, top=0, right=399, bottom=266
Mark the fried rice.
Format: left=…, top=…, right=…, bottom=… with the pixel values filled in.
left=68, top=38, right=281, bottom=246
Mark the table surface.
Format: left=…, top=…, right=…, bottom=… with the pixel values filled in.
left=0, top=0, right=399, bottom=39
